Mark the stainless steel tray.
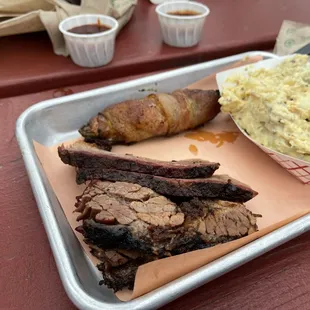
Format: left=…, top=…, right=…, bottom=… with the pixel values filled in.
left=16, top=51, right=310, bottom=310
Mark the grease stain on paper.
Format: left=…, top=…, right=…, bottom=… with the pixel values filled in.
left=189, top=144, right=198, bottom=156
left=185, top=131, right=240, bottom=148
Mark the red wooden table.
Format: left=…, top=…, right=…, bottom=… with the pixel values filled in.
left=1, top=0, right=310, bottom=98
left=1, top=75, right=310, bottom=310
left=2, top=0, right=310, bottom=309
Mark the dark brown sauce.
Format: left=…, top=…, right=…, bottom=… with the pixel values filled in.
left=184, top=131, right=240, bottom=148
left=167, top=10, right=201, bottom=16
left=68, top=23, right=111, bottom=34
left=189, top=144, right=198, bottom=155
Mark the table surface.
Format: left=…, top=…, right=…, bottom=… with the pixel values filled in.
left=1, top=73, right=310, bottom=310
left=1, top=0, right=310, bottom=98
left=2, top=0, right=310, bottom=308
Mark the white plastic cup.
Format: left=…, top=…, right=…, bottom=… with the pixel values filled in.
left=59, top=14, right=119, bottom=68
left=155, top=1, right=210, bottom=48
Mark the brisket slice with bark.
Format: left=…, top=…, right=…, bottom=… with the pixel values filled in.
left=75, top=181, right=260, bottom=291
left=87, top=245, right=154, bottom=291
left=58, top=141, right=220, bottom=179
left=76, top=167, right=257, bottom=202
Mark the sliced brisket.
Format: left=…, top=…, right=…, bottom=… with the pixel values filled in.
left=88, top=245, right=154, bottom=291
left=98, top=260, right=140, bottom=291
left=88, top=244, right=156, bottom=291
left=75, top=181, right=260, bottom=291
left=58, top=141, right=220, bottom=179
left=76, top=168, right=257, bottom=202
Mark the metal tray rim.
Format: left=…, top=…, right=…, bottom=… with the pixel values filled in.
left=16, top=51, right=276, bottom=130
left=16, top=51, right=309, bottom=310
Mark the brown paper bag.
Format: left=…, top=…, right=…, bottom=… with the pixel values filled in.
left=0, top=0, right=137, bottom=56
left=0, top=0, right=54, bottom=15
left=32, top=56, right=310, bottom=301
left=274, top=20, right=310, bottom=56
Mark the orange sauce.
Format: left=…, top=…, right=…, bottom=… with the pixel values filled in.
left=184, top=131, right=239, bottom=148
left=189, top=144, right=198, bottom=156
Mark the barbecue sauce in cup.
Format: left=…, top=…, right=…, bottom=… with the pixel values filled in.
left=167, top=10, right=201, bottom=16
left=68, top=19, right=111, bottom=34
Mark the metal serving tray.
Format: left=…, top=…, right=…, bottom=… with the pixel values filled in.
left=16, top=51, right=310, bottom=310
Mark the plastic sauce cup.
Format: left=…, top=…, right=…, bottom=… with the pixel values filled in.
left=59, top=14, right=119, bottom=68
left=156, top=1, right=210, bottom=48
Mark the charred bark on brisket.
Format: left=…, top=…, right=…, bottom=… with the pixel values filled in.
left=76, top=168, right=257, bottom=202
left=89, top=246, right=154, bottom=292
left=97, top=260, right=139, bottom=291
left=58, top=141, right=220, bottom=179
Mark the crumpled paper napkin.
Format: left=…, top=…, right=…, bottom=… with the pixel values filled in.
left=274, top=20, right=310, bottom=55
left=0, top=0, right=137, bottom=56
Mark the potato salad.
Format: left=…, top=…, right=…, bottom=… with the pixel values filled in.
left=219, top=55, right=310, bottom=162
